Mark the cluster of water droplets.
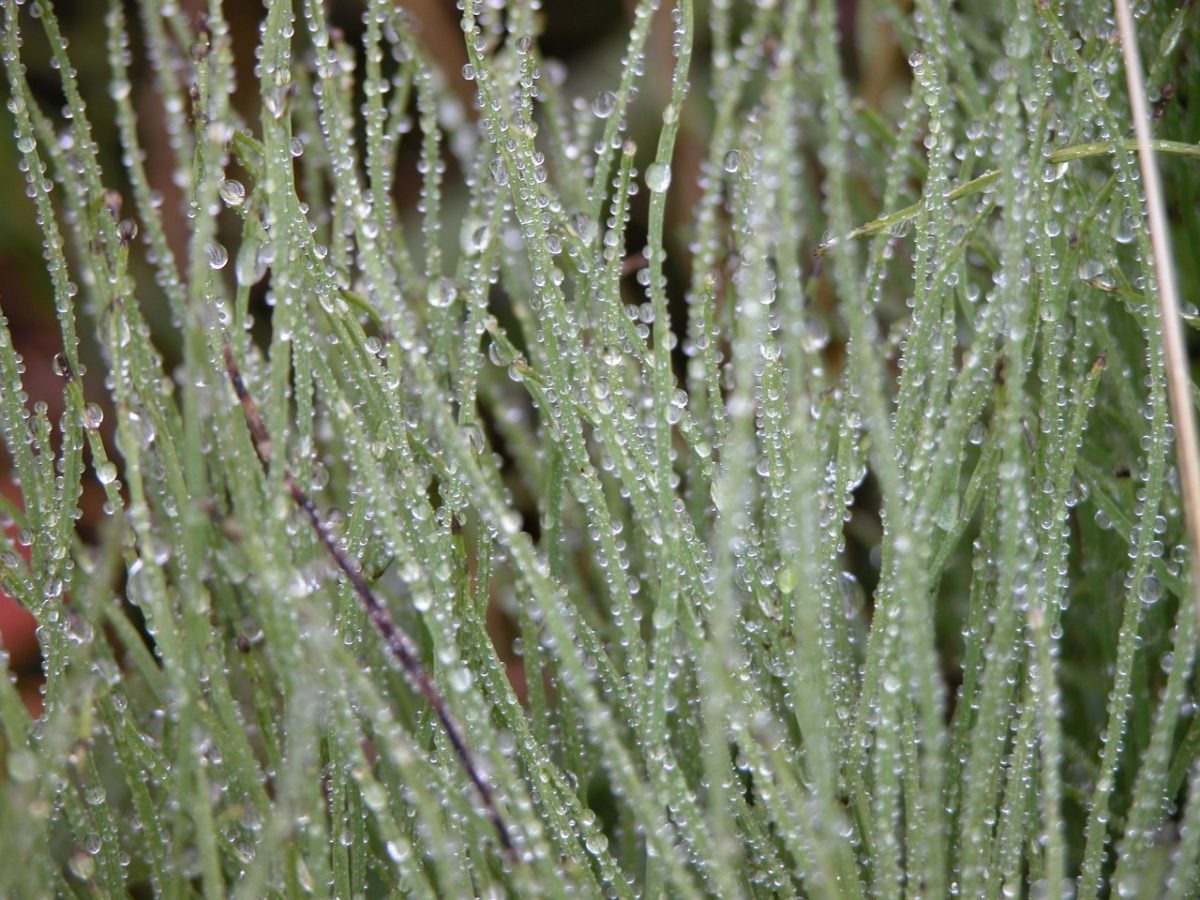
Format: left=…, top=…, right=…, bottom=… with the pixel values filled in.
left=2, top=0, right=1196, bottom=892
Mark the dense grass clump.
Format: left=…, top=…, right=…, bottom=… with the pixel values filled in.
left=2, top=0, right=1200, bottom=895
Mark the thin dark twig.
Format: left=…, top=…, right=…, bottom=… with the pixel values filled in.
left=222, top=343, right=516, bottom=858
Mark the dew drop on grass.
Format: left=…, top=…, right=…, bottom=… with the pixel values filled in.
left=487, top=341, right=512, bottom=366
left=360, top=779, right=387, bottom=812
left=592, top=90, right=616, bottom=119
left=295, top=857, right=315, bottom=892
left=236, top=241, right=265, bottom=286
left=645, top=162, right=672, bottom=193
left=427, top=276, right=457, bottom=309
left=801, top=319, right=830, bottom=352
left=723, top=149, right=740, bottom=173
left=254, top=244, right=275, bottom=281
left=219, top=179, right=245, bottom=207
left=206, top=242, right=229, bottom=270
left=1139, top=574, right=1162, bottom=606
left=67, top=851, right=95, bottom=881
left=113, top=219, right=137, bottom=248
left=95, top=460, right=117, bottom=485
left=489, top=157, right=509, bottom=186
left=1114, top=207, right=1137, bottom=244
left=936, top=493, right=959, bottom=531
left=464, top=423, right=485, bottom=453
left=449, top=666, right=473, bottom=692
left=570, top=212, right=596, bottom=242
left=1043, top=161, right=1069, bottom=183
left=264, top=86, right=287, bottom=120
left=462, top=219, right=490, bottom=255
left=386, top=840, right=409, bottom=864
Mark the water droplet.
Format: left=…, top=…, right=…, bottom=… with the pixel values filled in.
left=295, top=857, right=315, bottom=892
left=570, top=212, right=596, bottom=242
left=360, top=777, right=387, bottom=811
left=427, top=276, right=457, bottom=309
left=1139, top=574, right=1162, bottom=606
left=801, top=319, right=829, bottom=352
left=254, top=244, right=275, bottom=281
left=936, top=493, right=959, bottom=530
left=220, top=179, right=246, bottom=207
left=464, top=424, right=485, bottom=453
left=1114, top=207, right=1138, bottom=244
left=585, top=831, right=609, bottom=855
left=645, top=162, right=672, bottom=193
left=722, top=149, right=740, bottom=173
left=207, top=242, right=229, bottom=270
left=489, top=157, right=508, bottom=186
left=544, top=59, right=567, bottom=86
left=1043, top=161, right=1069, bottom=183
left=67, top=851, right=95, bottom=881
left=264, top=85, right=288, bottom=120
left=591, top=91, right=616, bottom=119
left=118, top=219, right=138, bottom=245
left=462, top=219, right=490, bottom=255
left=487, top=341, right=513, bottom=367
left=236, top=241, right=265, bottom=286
left=95, top=460, right=118, bottom=485
left=449, top=667, right=473, bottom=692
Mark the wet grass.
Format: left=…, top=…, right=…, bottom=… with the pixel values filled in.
left=1, top=0, right=1199, bottom=896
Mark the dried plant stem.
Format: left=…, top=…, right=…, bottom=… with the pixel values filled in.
left=1112, top=0, right=1200, bottom=635
left=222, top=344, right=515, bottom=857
